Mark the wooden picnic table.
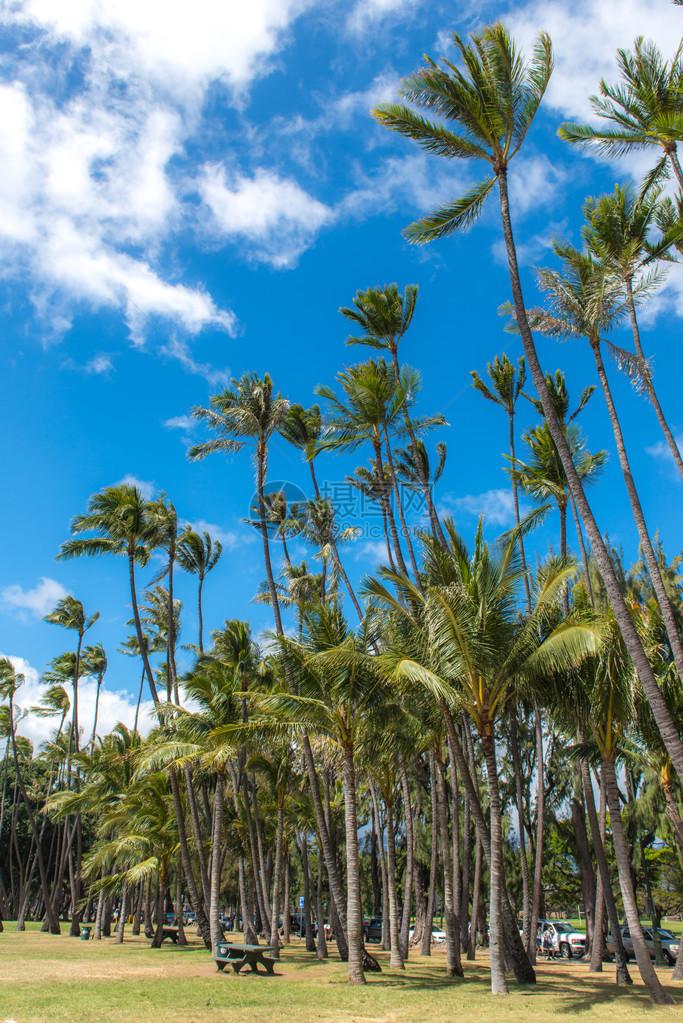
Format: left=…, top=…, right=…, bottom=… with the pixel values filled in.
left=213, top=941, right=277, bottom=975
left=160, top=927, right=179, bottom=944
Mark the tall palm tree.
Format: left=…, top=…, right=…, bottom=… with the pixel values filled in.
left=82, top=644, right=107, bottom=748
left=177, top=529, right=223, bottom=654
left=262, top=605, right=391, bottom=985
left=44, top=597, right=99, bottom=757
left=534, top=241, right=683, bottom=694
left=373, top=21, right=683, bottom=786
left=57, top=484, right=160, bottom=706
left=279, top=404, right=364, bottom=619
left=559, top=37, right=683, bottom=188
left=190, top=373, right=290, bottom=637
left=582, top=181, right=683, bottom=479
left=340, top=283, right=446, bottom=543
left=369, top=523, right=600, bottom=994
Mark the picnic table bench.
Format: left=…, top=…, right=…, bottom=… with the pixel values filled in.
left=161, top=927, right=179, bottom=944
left=213, top=942, right=277, bottom=975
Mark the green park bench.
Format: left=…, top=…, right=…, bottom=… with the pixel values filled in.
left=213, top=941, right=277, bottom=975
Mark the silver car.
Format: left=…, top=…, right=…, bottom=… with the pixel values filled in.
left=608, top=925, right=680, bottom=966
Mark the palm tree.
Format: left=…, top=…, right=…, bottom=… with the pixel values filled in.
left=582, top=181, right=683, bottom=479
left=472, top=355, right=531, bottom=606
left=57, top=484, right=160, bottom=706
left=369, top=523, right=600, bottom=993
left=44, top=597, right=99, bottom=757
left=82, top=644, right=107, bottom=748
left=279, top=405, right=364, bottom=619
left=262, top=605, right=391, bottom=985
left=373, top=22, right=683, bottom=786
left=559, top=37, right=683, bottom=188
left=340, top=284, right=446, bottom=543
left=177, top=529, right=223, bottom=654
left=190, top=373, right=290, bottom=638
left=534, top=241, right=683, bottom=696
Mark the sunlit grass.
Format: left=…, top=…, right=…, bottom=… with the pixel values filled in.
left=0, top=925, right=679, bottom=1022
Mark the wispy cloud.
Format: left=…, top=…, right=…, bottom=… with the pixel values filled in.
left=439, top=488, right=522, bottom=528
left=181, top=518, right=255, bottom=551
left=1, top=577, right=69, bottom=619
left=116, top=474, right=156, bottom=499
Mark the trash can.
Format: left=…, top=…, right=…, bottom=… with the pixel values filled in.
left=80, top=926, right=91, bottom=941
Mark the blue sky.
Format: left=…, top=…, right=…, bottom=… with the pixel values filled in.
left=2, top=0, right=683, bottom=744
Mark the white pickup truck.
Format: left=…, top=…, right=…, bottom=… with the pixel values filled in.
left=537, top=919, right=587, bottom=958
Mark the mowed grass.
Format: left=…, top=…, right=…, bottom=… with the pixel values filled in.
left=0, top=925, right=680, bottom=1023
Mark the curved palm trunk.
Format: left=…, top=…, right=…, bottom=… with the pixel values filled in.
left=301, top=735, right=349, bottom=960
left=384, top=437, right=422, bottom=589
left=342, top=744, right=366, bottom=985
left=298, top=834, right=316, bottom=952
left=509, top=411, right=532, bottom=609
left=169, top=766, right=211, bottom=947
left=497, top=166, right=683, bottom=785
left=257, top=445, right=285, bottom=636
left=480, top=730, right=508, bottom=995
left=509, top=708, right=531, bottom=953
left=529, top=703, right=544, bottom=964
left=421, top=752, right=439, bottom=957
left=571, top=794, right=595, bottom=956
left=197, top=573, right=205, bottom=654
left=209, top=772, right=225, bottom=954
left=399, top=764, right=414, bottom=959
left=469, top=833, right=483, bottom=960
left=269, top=799, right=285, bottom=958
left=115, top=882, right=128, bottom=943
left=90, top=676, right=104, bottom=747
left=368, top=778, right=391, bottom=951
left=183, top=764, right=210, bottom=907
left=383, top=793, right=405, bottom=969
left=373, top=440, right=409, bottom=575
left=435, top=756, right=463, bottom=978
left=440, top=700, right=535, bottom=983
left=389, top=350, right=447, bottom=548
left=569, top=493, right=594, bottom=605
left=581, top=759, right=631, bottom=983
left=603, top=759, right=674, bottom=1004
left=589, top=336, right=683, bottom=680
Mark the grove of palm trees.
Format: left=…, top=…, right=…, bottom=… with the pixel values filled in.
left=3, top=15, right=683, bottom=1022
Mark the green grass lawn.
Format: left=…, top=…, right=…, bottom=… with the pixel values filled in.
left=0, top=924, right=680, bottom=1023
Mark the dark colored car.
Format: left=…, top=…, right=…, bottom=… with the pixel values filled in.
left=363, top=917, right=383, bottom=942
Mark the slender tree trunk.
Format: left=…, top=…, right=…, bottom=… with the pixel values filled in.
left=509, top=707, right=531, bottom=953
left=209, top=773, right=225, bottom=954
left=581, top=759, right=631, bottom=983
left=115, top=882, right=127, bottom=944
left=369, top=778, right=391, bottom=951
left=315, top=842, right=328, bottom=960
left=399, top=763, right=414, bottom=959
left=497, top=165, right=683, bottom=784
left=269, top=799, right=285, bottom=958
left=383, top=792, right=405, bottom=969
left=197, top=574, right=205, bottom=654
left=298, top=834, right=316, bottom=952
left=436, top=755, right=463, bottom=978
left=481, top=730, right=508, bottom=995
left=174, top=861, right=187, bottom=945
left=422, top=752, right=439, bottom=957
left=183, top=764, right=210, bottom=908
left=569, top=493, right=594, bottom=605
left=342, top=745, right=365, bottom=985
left=169, top=766, right=211, bottom=947
left=384, top=435, right=422, bottom=589
left=571, top=794, right=595, bottom=956
left=469, top=833, right=483, bottom=960
left=626, top=280, right=683, bottom=480
left=373, top=439, right=409, bottom=576
left=603, top=759, right=674, bottom=1004
left=128, top=549, right=158, bottom=704
left=589, top=336, right=683, bottom=685
left=530, top=703, right=544, bottom=965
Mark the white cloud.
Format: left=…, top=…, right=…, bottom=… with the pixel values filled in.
left=116, top=474, right=155, bottom=499
left=347, top=0, right=415, bottom=36
left=2, top=653, right=158, bottom=749
left=181, top=518, right=254, bottom=551
left=8, top=0, right=311, bottom=99
left=1, top=577, right=69, bottom=619
left=199, top=165, right=333, bottom=267
left=164, top=414, right=195, bottom=431
left=508, top=0, right=679, bottom=124
left=85, top=354, right=114, bottom=374
left=354, top=539, right=391, bottom=566
left=439, top=488, right=519, bottom=528
left=645, top=432, right=683, bottom=481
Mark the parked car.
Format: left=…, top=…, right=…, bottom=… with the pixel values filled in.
left=536, top=919, right=587, bottom=958
left=363, top=917, right=383, bottom=942
left=408, top=924, right=446, bottom=943
left=607, top=925, right=680, bottom=966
